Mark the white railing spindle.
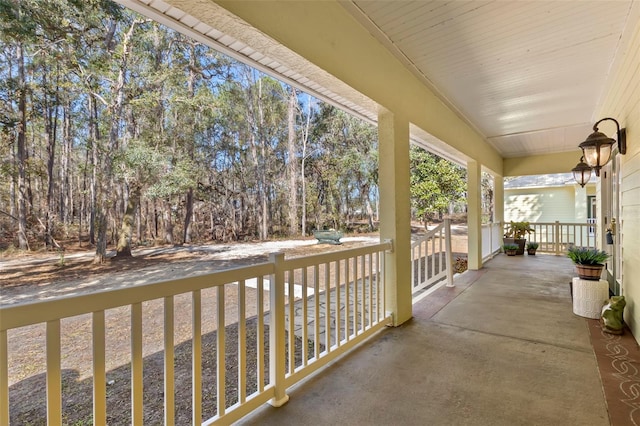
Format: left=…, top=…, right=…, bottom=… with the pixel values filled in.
left=92, top=311, right=106, bottom=426
left=216, top=286, right=226, bottom=417
left=238, top=280, right=246, bottom=404
left=313, top=264, right=320, bottom=359
left=0, top=330, right=8, bottom=425
left=46, top=320, right=61, bottom=426
left=301, top=269, right=308, bottom=366
left=256, top=277, right=265, bottom=393
left=324, top=263, right=331, bottom=352
left=131, top=303, right=143, bottom=426
left=164, top=296, right=175, bottom=425
left=192, top=290, right=202, bottom=425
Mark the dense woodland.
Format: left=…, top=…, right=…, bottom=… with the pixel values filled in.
left=0, top=0, right=467, bottom=261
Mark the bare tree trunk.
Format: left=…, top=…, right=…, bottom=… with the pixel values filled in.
left=44, top=69, right=58, bottom=250
left=16, top=43, right=29, bottom=250
left=94, top=20, right=141, bottom=263
left=183, top=188, right=194, bottom=244
left=94, top=210, right=108, bottom=263
left=88, top=93, right=98, bottom=245
left=300, top=95, right=312, bottom=236
left=136, top=201, right=142, bottom=243
left=182, top=43, right=197, bottom=244
left=287, top=87, right=298, bottom=236
left=116, top=184, right=140, bottom=257
left=164, top=200, right=174, bottom=244
left=60, top=102, right=71, bottom=225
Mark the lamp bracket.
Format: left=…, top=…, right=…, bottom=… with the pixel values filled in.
left=593, top=117, right=627, bottom=155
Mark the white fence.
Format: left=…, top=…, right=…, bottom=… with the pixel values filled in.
left=482, top=222, right=503, bottom=261
left=410, top=219, right=454, bottom=300
left=503, top=221, right=597, bottom=254
left=1, top=242, right=392, bottom=425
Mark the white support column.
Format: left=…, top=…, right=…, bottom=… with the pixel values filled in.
left=467, top=160, right=483, bottom=270
left=494, top=174, right=505, bottom=254
left=494, top=174, right=504, bottom=226
left=378, top=108, right=412, bottom=326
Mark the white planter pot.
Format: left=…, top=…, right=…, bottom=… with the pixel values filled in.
left=572, top=277, right=608, bottom=319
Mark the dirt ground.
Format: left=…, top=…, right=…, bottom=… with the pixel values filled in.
left=1, top=228, right=468, bottom=424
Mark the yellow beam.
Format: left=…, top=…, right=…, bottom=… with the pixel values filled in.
left=503, top=151, right=580, bottom=177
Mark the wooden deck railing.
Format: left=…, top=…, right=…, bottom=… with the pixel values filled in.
left=482, top=222, right=503, bottom=261
left=1, top=241, right=392, bottom=425
left=411, top=219, right=454, bottom=301
left=503, top=221, right=597, bottom=254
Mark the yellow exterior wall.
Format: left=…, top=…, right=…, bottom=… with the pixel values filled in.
left=595, top=18, right=640, bottom=343
left=505, top=187, right=576, bottom=223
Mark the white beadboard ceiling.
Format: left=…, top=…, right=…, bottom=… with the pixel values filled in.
left=345, top=0, right=639, bottom=158
left=119, top=0, right=639, bottom=160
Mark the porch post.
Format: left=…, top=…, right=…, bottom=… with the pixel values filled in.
left=467, top=160, right=483, bottom=270
left=494, top=174, right=504, bottom=226
left=378, top=108, right=412, bottom=326
left=268, top=252, right=289, bottom=407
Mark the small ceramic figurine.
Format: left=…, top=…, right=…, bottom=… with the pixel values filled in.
left=601, top=296, right=626, bottom=335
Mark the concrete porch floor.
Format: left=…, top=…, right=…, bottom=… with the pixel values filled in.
left=237, top=253, right=618, bottom=425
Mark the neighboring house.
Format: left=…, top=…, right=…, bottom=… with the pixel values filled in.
left=504, top=173, right=596, bottom=225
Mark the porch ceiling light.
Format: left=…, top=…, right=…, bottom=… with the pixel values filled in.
left=571, top=156, right=592, bottom=187
left=578, top=117, right=626, bottom=176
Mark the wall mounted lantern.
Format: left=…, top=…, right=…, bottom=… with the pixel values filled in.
left=571, top=156, right=592, bottom=187
left=578, top=117, right=626, bottom=176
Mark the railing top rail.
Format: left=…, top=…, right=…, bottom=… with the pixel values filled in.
left=508, top=221, right=597, bottom=226
left=283, top=241, right=392, bottom=270
left=1, top=241, right=393, bottom=331
left=0, top=261, right=274, bottom=331
left=411, top=223, right=445, bottom=248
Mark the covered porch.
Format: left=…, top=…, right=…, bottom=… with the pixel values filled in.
left=239, top=253, right=632, bottom=425
left=2, top=1, right=639, bottom=424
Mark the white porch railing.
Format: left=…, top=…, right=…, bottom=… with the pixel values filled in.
left=482, top=222, right=503, bottom=261
left=411, top=219, right=454, bottom=300
left=587, top=218, right=596, bottom=236
left=503, top=221, right=597, bottom=254
left=0, top=241, right=392, bottom=425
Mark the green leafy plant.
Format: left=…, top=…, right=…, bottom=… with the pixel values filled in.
left=567, top=247, right=609, bottom=265
left=504, top=221, right=534, bottom=239
left=502, top=243, right=519, bottom=251
left=526, top=242, right=539, bottom=250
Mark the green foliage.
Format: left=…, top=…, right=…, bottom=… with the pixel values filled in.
left=504, top=221, right=534, bottom=239
left=502, top=243, right=519, bottom=251
left=113, top=139, right=165, bottom=185
left=526, top=242, right=539, bottom=250
left=0, top=1, right=382, bottom=249
left=409, top=146, right=466, bottom=224
left=147, top=158, right=197, bottom=199
left=567, top=247, right=609, bottom=265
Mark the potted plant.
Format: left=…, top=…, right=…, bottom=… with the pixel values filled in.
left=567, top=246, right=609, bottom=280
left=503, top=243, right=519, bottom=256
left=504, top=221, right=534, bottom=255
left=526, top=242, right=539, bottom=255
